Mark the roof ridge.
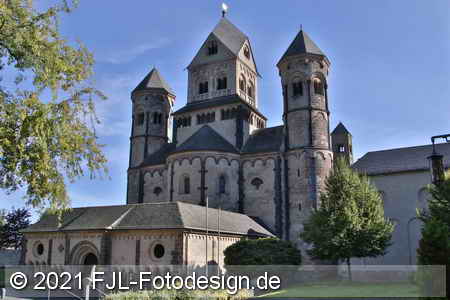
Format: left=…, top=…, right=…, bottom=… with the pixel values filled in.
left=365, top=143, right=448, bottom=154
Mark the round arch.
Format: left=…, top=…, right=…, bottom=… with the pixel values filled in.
left=69, top=241, right=100, bottom=265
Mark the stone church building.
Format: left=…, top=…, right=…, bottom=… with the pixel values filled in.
left=22, top=15, right=449, bottom=268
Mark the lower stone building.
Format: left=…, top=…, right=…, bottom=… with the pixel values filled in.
left=22, top=202, right=272, bottom=267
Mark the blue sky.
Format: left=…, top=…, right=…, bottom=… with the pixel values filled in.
left=1, top=0, right=449, bottom=219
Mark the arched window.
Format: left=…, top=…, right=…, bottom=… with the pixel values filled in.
left=292, top=80, right=303, bottom=97
left=199, top=81, right=209, bottom=94
left=184, top=176, right=190, bottom=194
left=219, top=175, right=226, bottom=194
left=207, top=40, right=218, bottom=55
left=247, top=82, right=254, bottom=98
left=217, top=77, right=227, bottom=90
left=314, top=79, right=324, bottom=95
left=243, top=45, right=250, bottom=59
left=239, top=75, right=246, bottom=92
left=251, top=178, right=263, bottom=190
left=136, top=112, right=145, bottom=126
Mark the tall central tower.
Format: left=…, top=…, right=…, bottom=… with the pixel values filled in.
left=277, top=30, right=333, bottom=248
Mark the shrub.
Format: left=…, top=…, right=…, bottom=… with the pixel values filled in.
left=223, top=237, right=301, bottom=265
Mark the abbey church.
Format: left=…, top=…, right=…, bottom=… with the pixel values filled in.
left=22, top=15, right=449, bottom=268
left=127, top=16, right=334, bottom=244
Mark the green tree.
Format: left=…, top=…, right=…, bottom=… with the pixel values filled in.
left=418, top=171, right=450, bottom=299
left=0, top=0, right=107, bottom=212
left=301, top=158, right=394, bottom=280
left=0, top=207, right=30, bottom=249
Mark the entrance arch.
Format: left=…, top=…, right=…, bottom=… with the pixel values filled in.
left=70, top=241, right=100, bottom=265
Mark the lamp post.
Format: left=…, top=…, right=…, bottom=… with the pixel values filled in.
left=428, top=134, right=449, bottom=185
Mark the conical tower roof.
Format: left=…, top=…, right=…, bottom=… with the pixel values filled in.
left=133, top=68, right=174, bottom=95
left=278, top=30, right=326, bottom=64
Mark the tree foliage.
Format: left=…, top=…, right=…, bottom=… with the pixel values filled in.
left=418, top=171, right=450, bottom=299
left=300, top=158, right=394, bottom=279
left=223, top=237, right=302, bottom=265
left=0, top=0, right=107, bottom=211
left=0, top=207, right=31, bottom=249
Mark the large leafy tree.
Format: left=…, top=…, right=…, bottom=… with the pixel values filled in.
left=0, top=207, right=31, bottom=249
left=0, top=0, right=107, bottom=211
left=418, top=171, right=450, bottom=299
left=301, top=158, right=394, bottom=280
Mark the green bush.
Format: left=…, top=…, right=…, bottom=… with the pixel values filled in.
left=223, top=237, right=301, bottom=265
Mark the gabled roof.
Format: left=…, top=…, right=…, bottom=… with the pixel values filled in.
left=242, top=126, right=284, bottom=154
left=133, top=68, right=174, bottom=95
left=352, top=143, right=450, bottom=176
left=23, top=202, right=274, bottom=237
left=188, top=18, right=258, bottom=73
left=174, top=125, right=239, bottom=154
left=332, top=122, right=351, bottom=136
left=278, top=30, right=326, bottom=64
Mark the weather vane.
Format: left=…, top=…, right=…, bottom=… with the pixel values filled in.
left=222, top=3, right=228, bottom=18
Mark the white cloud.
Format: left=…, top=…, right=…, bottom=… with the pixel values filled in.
left=99, top=38, right=171, bottom=64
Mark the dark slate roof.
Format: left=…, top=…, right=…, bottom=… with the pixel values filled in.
left=331, top=122, right=351, bottom=135
left=352, top=143, right=450, bottom=175
left=173, top=94, right=266, bottom=120
left=279, top=30, right=326, bottom=63
left=23, top=202, right=274, bottom=237
left=133, top=68, right=174, bottom=94
left=139, top=143, right=176, bottom=167
left=212, top=18, right=248, bottom=56
left=242, top=126, right=284, bottom=154
left=174, top=125, right=239, bottom=154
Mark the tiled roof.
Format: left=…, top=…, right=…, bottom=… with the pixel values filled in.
left=242, top=126, right=284, bottom=154
left=212, top=18, right=248, bottom=57
left=23, top=202, right=274, bottom=237
left=279, top=30, right=326, bottom=64
left=133, top=68, right=174, bottom=94
left=140, top=143, right=176, bottom=167
left=173, top=125, right=239, bottom=154
left=352, top=143, right=450, bottom=175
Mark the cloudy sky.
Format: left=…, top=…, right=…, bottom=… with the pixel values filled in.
left=1, top=0, right=449, bottom=219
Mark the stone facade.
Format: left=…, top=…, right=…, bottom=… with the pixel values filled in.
left=24, top=230, right=241, bottom=269
left=126, top=17, right=333, bottom=256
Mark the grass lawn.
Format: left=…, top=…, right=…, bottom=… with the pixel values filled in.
left=258, top=281, right=419, bottom=298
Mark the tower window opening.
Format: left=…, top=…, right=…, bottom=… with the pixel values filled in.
left=199, top=81, right=209, bottom=94
left=292, top=81, right=303, bottom=97
left=136, top=113, right=145, bottom=126
left=219, top=175, right=226, bottom=194
left=247, top=82, right=254, bottom=98
left=239, top=76, right=246, bottom=92
left=217, top=77, right=227, bottom=90
left=339, top=145, right=346, bottom=153
left=314, top=79, right=324, bottom=95
left=243, top=45, right=250, bottom=59
left=207, top=40, right=218, bottom=55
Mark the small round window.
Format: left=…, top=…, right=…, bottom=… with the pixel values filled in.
left=36, top=243, right=44, bottom=256
left=153, top=244, right=165, bottom=259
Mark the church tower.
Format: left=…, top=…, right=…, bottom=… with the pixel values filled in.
left=127, top=68, right=175, bottom=204
left=331, top=122, right=353, bottom=164
left=277, top=30, right=333, bottom=246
